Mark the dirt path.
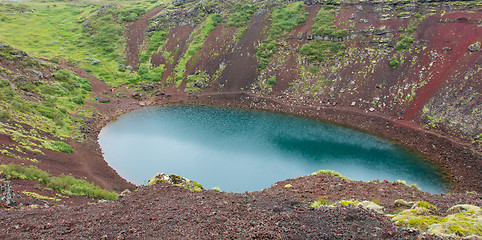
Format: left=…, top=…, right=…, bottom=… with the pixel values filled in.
left=124, top=6, right=165, bottom=69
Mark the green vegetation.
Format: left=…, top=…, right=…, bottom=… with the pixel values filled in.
left=311, top=5, right=346, bottom=38
left=0, top=66, right=90, bottom=142
left=185, top=71, right=208, bottom=93
left=311, top=197, right=330, bottom=208
left=389, top=55, right=400, bottom=69
left=148, top=173, right=204, bottom=191
left=44, top=141, right=74, bottom=153
left=392, top=202, right=482, bottom=238
left=256, top=2, right=307, bottom=70
left=299, top=6, right=347, bottom=63
left=139, top=29, right=168, bottom=64
left=227, top=3, right=257, bottom=40
left=119, top=0, right=166, bottom=22
left=394, top=35, right=414, bottom=51
left=0, top=1, right=167, bottom=87
left=227, top=4, right=257, bottom=27
left=310, top=170, right=350, bottom=180
left=22, top=191, right=61, bottom=201
left=1, top=164, right=117, bottom=200
left=300, top=41, right=346, bottom=62
left=173, top=14, right=222, bottom=87
left=79, top=10, right=123, bottom=61
left=267, top=76, right=277, bottom=86
left=135, top=63, right=166, bottom=83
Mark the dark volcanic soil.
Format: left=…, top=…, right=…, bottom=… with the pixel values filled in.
left=5, top=174, right=481, bottom=239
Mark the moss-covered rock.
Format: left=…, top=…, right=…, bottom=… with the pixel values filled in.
left=310, top=170, right=350, bottom=180
left=392, top=202, right=482, bottom=239
left=148, top=173, right=204, bottom=191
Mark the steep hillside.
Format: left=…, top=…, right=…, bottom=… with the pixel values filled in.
left=141, top=0, right=481, bottom=147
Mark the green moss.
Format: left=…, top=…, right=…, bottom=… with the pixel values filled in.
left=52, top=141, right=74, bottom=153
left=22, top=191, right=61, bottom=201
left=311, top=197, right=330, bottom=208
left=414, top=201, right=437, bottom=211
left=394, top=199, right=414, bottom=208
left=310, top=170, right=350, bottom=180
left=148, top=173, right=204, bottom=191
left=395, top=35, right=414, bottom=51
left=392, top=203, right=481, bottom=238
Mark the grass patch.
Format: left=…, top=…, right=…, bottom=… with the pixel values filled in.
left=43, top=141, right=74, bottom=153
left=173, top=14, right=222, bottom=87
left=1, top=164, right=118, bottom=200
left=227, top=3, right=257, bottom=28
left=256, top=2, right=307, bottom=70
left=299, top=6, right=349, bottom=63
left=300, top=41, right=346, bottom=63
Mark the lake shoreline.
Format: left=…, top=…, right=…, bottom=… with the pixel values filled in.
left=87, top=88, right=480, bottom=193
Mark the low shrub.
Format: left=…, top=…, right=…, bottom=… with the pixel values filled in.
left=395, top=35, right=414, bottom=51
left=267, top=76, right=277, bottom=86
left=389, top=55, right=400, bottom=69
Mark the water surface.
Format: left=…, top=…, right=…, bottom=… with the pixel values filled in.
left=98, top=105, right=449, bottom=193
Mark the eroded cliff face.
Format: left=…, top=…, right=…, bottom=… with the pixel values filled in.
left=135, top=0, right=481, bottom=147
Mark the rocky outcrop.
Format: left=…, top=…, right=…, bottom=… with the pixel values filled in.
left=0, top=173, right=14, bottom=207
left=148, top=173, right=203, bottom=191
left=468, top=42, right=481, bottom=52
left=172, top=0, right=197, bottom=7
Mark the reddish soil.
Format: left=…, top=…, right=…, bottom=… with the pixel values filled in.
left=403, top=12, right=482, bottom=121
left=219, top=13, right=268, bottom=92
left=151, top=25, right=193, bottom=84
left=124, top=6, right=165, bottom=69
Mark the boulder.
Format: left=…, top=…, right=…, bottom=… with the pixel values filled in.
left=468, top=42, right=480, bottom=52
left=446, top=204, right=481, bottom=215
left=142, top=83, right=155, bottom=91
left=132, top=92, right=143, bottom=100
left=148, top=173, right=203, bottom=191
left=442, top=47, right=452, bottom=53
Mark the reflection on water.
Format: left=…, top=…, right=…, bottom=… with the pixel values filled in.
left=98, top=105, right=450, bottom=193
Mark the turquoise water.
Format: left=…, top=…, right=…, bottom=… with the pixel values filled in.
left=98, top=105, right=449, bottom=193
